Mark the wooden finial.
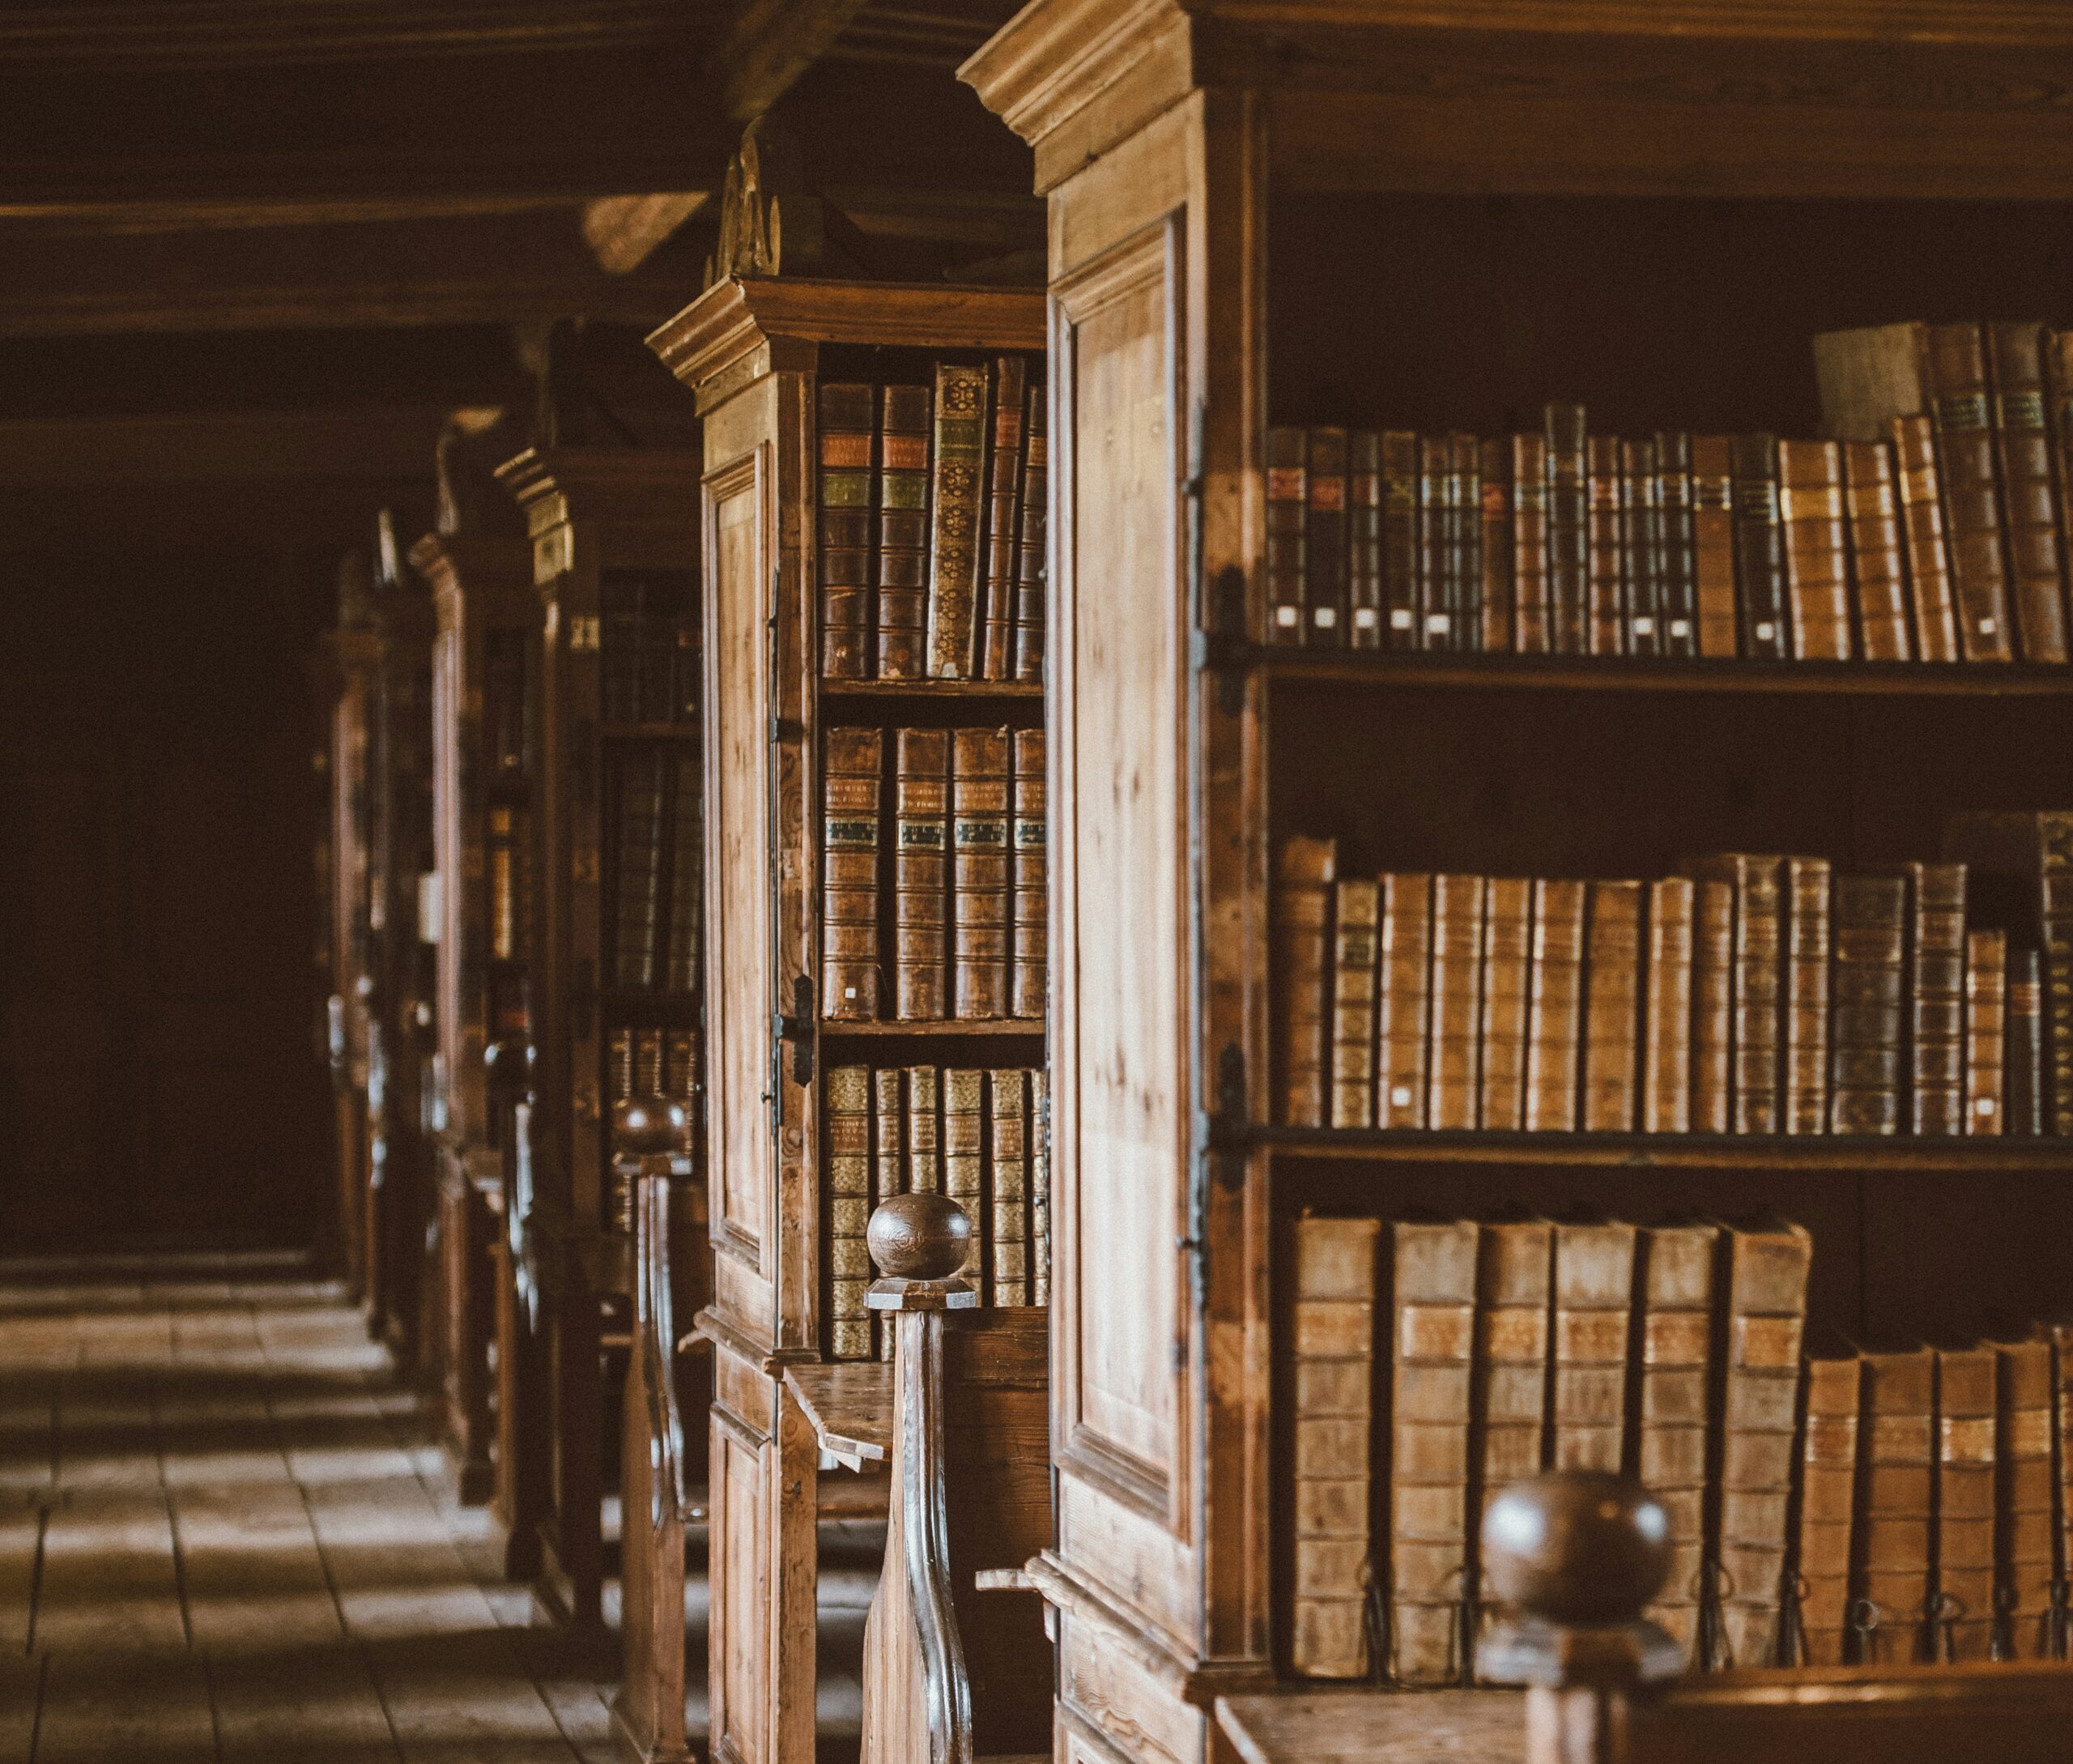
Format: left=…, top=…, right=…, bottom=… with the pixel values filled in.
left=867, top=1193, right=973, bottom=1284
left=612, top=1096, right=689, bottom=1159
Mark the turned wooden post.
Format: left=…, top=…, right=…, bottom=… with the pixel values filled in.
left=860, top=1194, right=980, bottom=1764
left=1476, top=1472, right=1684, bottom=1764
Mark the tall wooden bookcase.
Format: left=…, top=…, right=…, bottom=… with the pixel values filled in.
left=646, top=276, right=1050, bottom=1764
left=964, top=3, right=2073, bottom=1759
left=495, top=446, right=705, bottom=1629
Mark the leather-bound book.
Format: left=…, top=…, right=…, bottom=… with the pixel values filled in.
left=1643, top=877, right=1694, bottom=1134
left=613, top=748, right=667, bottom=989
left=1266, top=426, right=1309, bottom=646
left=1966, top=927, right=2007, bottom=1136
left=633, top=1029, right=666, bottom=1098
left=1997, top=1337, right=2057, bottom=1658
left=1274, top=837, right=1338, bottom=1127
left=1901, top=861, right=1968, bottom=1135
left=1013, top=382, right=1047, bottom=684
left=1472, top=1217, right=1552, bottom=1651
left=1581, top=880, right=1642, bottom=1132
left=951, top=727, right=1011, bottom=1019
left=1622, top=437, right=1663, bottom=657
left=818, top=381, right=877, bottom=679
left=1687, top=855, right=1783, bottom=1135
left=1778, top=440, right=1853, bottom=661
left=1930, top=324, right=2018, bottom=663
left=2043, top=1321, right=2073, bottom=1632
left=979, top=356, right=1029, bottom=680
left=825, top=1064, right=874, bottom=1359
left=1637, top=1223, right=1717, bottom=1660
left=1796, top=1355, right=1862, bottom=1667
left=926, top=363, right=989, bottom=678
left=1585, top=434, right=1626, bottom=657
left=1782, top=857, right=1832, bottom=1136
left=893, top=729, right=950, bottom=1020
left=1479, top=876, right=1532, bottom=1131
left=1305, top=427, right=1349, bottom=647
left=1349, top=430, right=1384, bottom=649
left=609, top=1029, right=634, bottom=1103
left=666, top=1030, right=699, bottom=1101
left=1858, top=1347, right=1935, bottom=1662
left=2008, top=946, right=2045, bottom=1136
left=1428, top=873, right=1488, bottom=1131
left=1828, top=872, right=1905, bottom=1136
left=1454, top=432, right=1483, bottom=652
left=1730, top=434, right=1790, bottom=660
left=1551, top=1220, right=1635, bottom=1472
left=987, top=1069, right=1028, bottom=1306
left=1890, top=415, right=1960, bottom=663
left=1479, top=437, right=1512, bottom=653
left=905, top=1064, right=942, bottom=1195
left=1330, top=879, right=1380, bottom=1129
left=1029, top=1070, right=1050, bottom=1306
left=873, top=1067, right=904, bottom=1207
left=942, top=1067, right=985, bottom=1280
left=1512, top=432, right=1552, bottom=654
left=1544, top=403, right=1590, bottom=654
left=1524, top=878, right=1586, bottom=1132
left=1655, top=432, right=1700, bottom=658
left=602, top=573, right=645, bottom=723
left=877, top=384, right=931, bottom=679
left=1291, top=1215, right=1381, bottom=1679
left=1841, top=440, right=1913, bottom=662
left=1010, top=729, right=1046, bottom=1021
left=1987, top=322, right=2068, bottom=662
left=1389, top=1218, right=1479, bottom=1685
left=1381, top=430, right=1420, bottom=650
left=1936, top=1346, right=1999, bottom=1661
left=1418, top=435, right=1454, bottom=651
left=1691, top=878, right=1734, bottom=1133
left=1377, top=871, right=1433, bottom=1129
left=821, top=727, right=884, bottom=1020
left=666, top=754, right=703, bottom=994
left=1717, top=1221, right=1811, bottom=1668
left=489, top=805, right=521, bottom=964
left=1692, top=436, right=1740, bottom=658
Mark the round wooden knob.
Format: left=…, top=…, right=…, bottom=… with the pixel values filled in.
left=1480, top=1472, right=1671, bottom=1627
left=612, top=1096, right=688, bottom=1156
left=866, top=1194, right=972, bottom=1282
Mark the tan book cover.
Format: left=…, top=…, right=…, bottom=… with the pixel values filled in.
left=1997, top=1338, right=2057, bottom=1659
left=1858, top=1346, right=1935, bottom=1662
left=1966, top=927, right=2007, bottom=1136
left=905, top=1065, right=943, bottom=1197
left=1473, top=1217, right=1552, bottom=1649
left=1479, top=876, right=1532, bottom=1131
left=824, top=1064, right=874, bottom=1361
left=1936, top=1347, right=1999, bottom=1661
left=1581, top=882, right=1642, bottom=1132
left=1551, top=1221, right=1636, bottom=1474
left=1642, top=878, right=1694, bottom=1134
left=951, top=727, right=1011, bottom=1019
left=1782, top=857, right=1832, bottom=1136
left=1330, top=879, right=1380, bottom=1129
left=1377, top=872, right=1433, bottom=1130
left=1275, top=837, right=1339, bottom=1127
left=942, top=1068, right=985, bottom=1280
left=1524, top=879, right=1586, bottom=1132
left=987, top=1070, right=1028, bottom=1306
left=1427, top=874, right=1487, bottom=1131
left=1010, top=728, right=1047, bottom=1020
left=1637, top=1223, right=1717, bottom=1661
left=1795, top=1355, right=1861, bottom=1665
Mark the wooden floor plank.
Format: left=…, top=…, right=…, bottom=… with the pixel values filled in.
left=34, top=1648, right=216, bottom=1764
left=34, top=1486, right=188, bottom=1654
left=363, top=1629, right=581, bottom=1764
left=0, top=1655, right=40, bottom=1764
left=172, top=1481, right=343, bottom=1651
left=210, top=1641, right=402, bottom=1763
left=0, top=1495, right=43, bottom=1655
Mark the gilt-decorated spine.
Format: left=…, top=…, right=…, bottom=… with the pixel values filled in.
left=1307, top=426, right=1350, bottom=648
left=1642, top=877, right=1694, bottom=1134
left=1377, top=871, right=1432, bottom=1130
left=820, top=727, right=884, bottom=1020
left=925, top=364, right=989, bottom=678
left=1349, top=430, right=1384, bottom=650
left=951, top=726, right=1011, bottom=1020
left=1891, top=414, right=1960, bottom=663
left=1581, top=880, right=1642, bottom=1132
left=876, top=384, right=931, bottom=680
left=1904, top=861, right=1967, bottom=1136
left=1967, top=927, right=2007, bottom=1136
left=1275, top=837, right=1339, bottom=1128
left=893, top=728, right=949, bottom=1021
left=987, top=1069, right=1028, bottom=1306
left=1782, top=857, right=1832, bottom=1135
left=979, top=356, right=1028, bottom=680
left=1841, top=439, right=1913, bottom=662
left=1926, top=322, right=2016, bottom=663
left=1427, top=873, right=1487, bottom=1131
left=1656, top=431, right=1699, bottom=658
left=818, top=381, right=877, bottom=679
left=1010, top=728, right=1046, bottom=1022
left=1012, top=382, right=1048, bottom=684
left=1778, top=439, right=1853, bottom=661
left=1638, top=1224, right=1718, bottom=1661
left=1730, top=433, right=1790, bottom=660
left=1586, top=433, right=1626, bottom=658
left=1330, top=879, right=1381, bottom=1131
left=1266, top=425, right=1309, bottom=646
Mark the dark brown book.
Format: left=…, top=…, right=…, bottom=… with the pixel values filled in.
left=1828, top=872, right=1905, bottom=1136
left=2045, top=326, right=2073, bottom=663
left=1690, top=878, right=1734, bottom=1134
left=817, top=381, right=876, bottom=680
left=1796, top=1356, right=1861, bottom=1667
left=1307, top=426, right=1350, bottom=648
left=1692, top=434, right=1739, bottom=658
left=1891, top=414, right=1960, bottom=663
left=1998, top=1337, right=2058, bottom=1659
left=950, top=727, right=1011, bottom=1020
left=2009, top=945, right=2045, bottom=1136
left=1655, top=431, right=1700, bottom=658
left=1544, top=403, right=1590, bottom=655
left=1265, top=424, right=1308, bottom=646
left=978, top=356, right=1029, bottom=680
left=1010, top=728, right=1045, bottom=1022
left=1417, top=435, right=1454, bottom=650
left=1479, top=876, right=1532, bottom=1131
left=1621, top=437, right=1663, bottom=657
left=876, top=384, right=931, bottom=679
left=1454, top=432, right=1483, bottom=651
left=821, top=727, right=885, bottom=1020
left=1586, top=433, right=1626, bottom=657
left=1936, top=1347, right=2000, bottom=1661
left=1778, top=440, right=1852, bottom=661
left=611, top=748, right=666, bottom=990
left=1348, top=429, right=1384, bottom=649
left=1638, top=1223, right=1717, bottom=1660
left=1427, top=873, right=1486, bottom=1130
left=1512, top=432, right=1552, bottom=654
left=926, top=364, right=989, bottom=679
left=1012, top=381, right=1047, bottom=684
left=1781, top=857, right=1832, bottom=1136
left=1275, top=837, right=1338, bottom=1127
left=1841, top=439, right=1913, bottom=662
left=892, top=729, right=949, bottom=1021
left=1551, top=1220, right=1635, bottom=1472
left=1642, top=876, right=1693, bottom=1133
left=1479, top=437, right=1512, bottom=653
left=1858, top=1347, right=1935, bottom=1660
left=1967, top=927, right=2007, bottom=1136
left=1581, top=880, right=1642, bottom=1131
left=1901, top=861, right=1968, bottom=1136
left=825, top=1064, right=874, bottom=1360
left=1688, top=854, right=1783, bottom=1135
left=1524, top=877, right=1586, bottom=1132
left=1929, top=323, right=2018, bottom=662
left=1381, top=430, right=1420, bottom=650
left=1986, top=322, right=2069, bottom=663
left=1330, top=879, right=1380, bottom=1129
left=1377, top=871, right=1432, bottom=1129
left=1730, top=434, right=1790, bottom=660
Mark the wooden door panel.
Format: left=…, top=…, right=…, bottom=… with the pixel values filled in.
left=712, top=1413, right=770, bottom=1764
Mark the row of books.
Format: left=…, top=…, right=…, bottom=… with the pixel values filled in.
left=824, top=725, right=1044, bottom=1022
left=1275, top=812, right=2073, bottom=1137
left=817, top=359, right=1046, bottom=684
left=486, top=626, right=529, bottom=773
left=602, top=569, right=698, bottom=726
left=1267, top=321, right=2073, bottom=665
left=605, top=1026, right=700, bottom=1234
left=824, top=1064, right=1050, bottom=1360
left=610, top=747, right=700, bottom=996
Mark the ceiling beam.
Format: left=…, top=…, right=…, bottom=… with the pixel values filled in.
left=581, top=193, right=713, bottom=274
left=721, top=0, right=875, bottom=121
left=0, top=407, right=458, bottom=487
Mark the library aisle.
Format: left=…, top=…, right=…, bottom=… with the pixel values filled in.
left=0, top=1251, right=618, bottom=1763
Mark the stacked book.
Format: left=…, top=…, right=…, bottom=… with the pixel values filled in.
left=601, top=570, right=699, bottom=725
left=605, top=1026, right=700, bottom=1233
left=824, top=1064, right=1050, bottom=1359
left=817, top=358, right=1046, bottom=684
left=487, top=801, right=530, bottom=1036
left=822, top=725, right=1045, bottom=1022
left=1268, top=321, right=2073, bottom=665
left=609, top=748, right=701, bottom=999
left=1275, top=811, right=2073, bottom=1137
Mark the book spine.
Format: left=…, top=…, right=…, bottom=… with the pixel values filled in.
left=942, top=1068, right=984, bottom=1279
left=1010, top=728, right=1046, bottom=1022
left=1690, top=878, right=1733, bottom=1133
left=1479, top=437, right=1512, bottom=653
left=1779, top=440, right=1853, bottom=662
left=1859, top=1349, right=1935, bottom=1660
left=877, top=385, right=931, bottom=680
left=1656, top=431, right=1699, bottom=658
left=1419, top=435, right=1453, bottom=650
left=1967, top=927, right=2007, bottom=1135
left=1732, top=857, right=1783, bottom=1135
left=951, top=727, right=1011, bottom=1020
left=1524, top=877, right=1586, bottom=1132
left=1292, top=1216, right=1381, bottom=1680
left=2040, top=815, right=2073, bottom=1136
left=1349, top=430, right=1384, bottom=649
left=1642, top=876, right=1694, bottom=1133
left=1795, top=1357, right=1862, bottom=1666
left=905, top=1065, right=943, bottom=1196
left=1266, top=425, right=1309, bottom=646
left=820, top=727, right=884, bottom=1020
left=1512, top=433, right=1552, bottom=654
left=987, top=1070, right=1028, bottom=1306
left=613, top=748, right=666, bottom=990
left=1936, top=1348, right=2001, bottom=1660
left=666, top=753, right=702, bottom=994
left=1730, top=434, right=1790, bottom=660
left=893, top=729, right=950, bottom=1021
left=1622, top=437, right=1662, bottom=656
left=2009, top=945, right=2045, bottom=1136
left=1330, top=879, right=1381, bottom=1129
left=1377, top=871, right=1433, bottom=1128
left=1013, top=383, right=1048, bottom=684
left=1828, top=872, right=1904, bottom=1136
left=1479, top=876, right=1532, bottom=1131
left=873, top=1067, right=904, bottom=1208
left=1990, top=321, right=2069, bottom=663
left=1581, top=880, right=1642, bottom=1131
left=1998, top=1340, right=2058, bottom=1658
left=1586, top=434, right=1626, bottom=657
left=602, top=573, right=643, bottom=724
left=1474, top=1220, right=1552, bottom=1647
left=1906, top=862, right=1968, bottom=1134
left=926, top=364, right=989, bottom=678
left=817, top=382, right=877, bottom=680
left=1544, top=404, right=1590, bottom=655
left=1427, top=873, right=1487, bottom=1131
left=1692, top=435, right=1740, bottom=658
left=1928, top=322, right=2016, bottom=663
left=1454, top=432, right=1483, bottom=651
left=1381, top=430, right=1421, bottom=650
left=1891, top=413, right=1960, bottom=663
left=1306, top=426, right=1350, bottom=647
left=2049, top=326, right=2073, bottom=661
left=1842, top=439, right=1913, bottom=662
left=825, top=1064, right=873, bottom=1359
left=979, top=356, right=1029, bottom=680
left=1638, top=1225, right=1718, bottom=1660
left=1551, top=1221, right=1636, bottom=1472
left=1275, top=837, right=1339, bottom=1127
left=1029, top=1070, right=1050, bottom=1306
left=1781, top=857, right=1832, bottom=1135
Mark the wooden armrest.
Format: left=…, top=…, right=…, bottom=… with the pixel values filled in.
left=785, top=1362, right=893, bottom=1468
left=1216, top=1691, right=1520, bottom=1764
left=973, top=1569, right=1039, bottom=1594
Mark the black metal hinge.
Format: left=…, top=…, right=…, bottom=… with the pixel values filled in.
left=775, top=974, right=815, bottom=1089
left=1181, top=1042, right=1248, bottom=1323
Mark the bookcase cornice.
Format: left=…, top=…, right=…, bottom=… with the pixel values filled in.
left=492, top=445, right=702, bottom=577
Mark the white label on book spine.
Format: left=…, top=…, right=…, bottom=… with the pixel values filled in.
left=1313, top=607, right=1338, bottom=628
left=1353, top=608, right=1378, bottom=629
left=1390, top=609, right=1414, bottom=630
left=1424, top=614, right=1449, bottom=635
left=1275, top=605, right=1300, bottom=627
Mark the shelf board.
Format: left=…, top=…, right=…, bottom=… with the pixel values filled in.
left=819, top=677, right=1044, bottom=701
left=819, top=1017, right=1045, bottom=1038
left=1258, top=1126, right=2073, bottom=1173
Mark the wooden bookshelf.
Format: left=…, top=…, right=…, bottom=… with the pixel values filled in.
left=964, top=0, right=2073, bottom=1752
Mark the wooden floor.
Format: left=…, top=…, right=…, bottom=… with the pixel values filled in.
left=0, top=1251, right=619, bottom=1763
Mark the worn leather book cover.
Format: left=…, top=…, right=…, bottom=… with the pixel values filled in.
left=1428, top=873, right=1488, bottom=1131
left=1389, top=1218, right=1478, bottom=1685
left=1275, top=837, right=1338, bottom=1127
left=1795, top=1355, right=1862, bottom=1666
left=666, top=754, right=702, bottom=995
left=1717, top=1221, right=1811, bottom=1667
left=1655, top=432, right=1699, bottom=658
left=1377, top=871, right=1433, bottom=1129
left=1472, top=1217, right=1552, bottom=1652
left=987, top=1069, right=1028, bottom=1306
left=1888, top=415, right=1960, bottom=663
left=1551, top=1221, right=1635, bottom=1472
left=872, top=1067, right=904, bottom=1208
left=1730, top=434, right=1790, bottom=660
left=1306, top=426, right=1350, bottom=648
left=1524, top=878, right=1586, bottom=1132
left=612, top=747, right=666, bottom=990
left=2008, top=945, right=2045, bottom=1136
left=665, top=1029, right=698, bottom=1101
left=905, top=1065, right=942, bottom=1197
left=1349, top=430, right=1384, bottom=650
left=1691, top=878, right=1733, bottom=1134
left=1637, top=1223, right=1717, bottom=1660
left=941, top=1067, right=985, bottom=1279
left=1010, top=728, right=1046, bottom=1021
left=1479, top=876, right=1532, bottom=1131
left=1028, top=1069, right=1050, bottom=1306
left=876, top=383, right=931, bottom=680
left=1936, top=1346, right=1999, bottom=1660
left=1512, top=432, right=1552, bottom=654
left=1544, top=404, right=1590, bottom=655
left=1782, top=857, right=1832, bottom=1136
left=1926, top=323, right=2019, bottom=662
left=1841, top=440, right=1913, bottom=662
left=926, top=363, right=990, bottom=678
left=1643, top=877, right=1695, bottom=1133
left=1858, top=1346, right=1935, bottom=1661
left=1897, top=861, right=1967, bottom=1135
left=1266, top=425, right=1308, bottom=646
left=1585, top=434, right=1626, bottom=658
left=818, top=381, right=877, bottom=680
left=1581, top=881, right=1642, bottom=1132
left=1687, top=855, right=1783, bottom=1135
left=825, top=1064, right=875, bottom=1360
left=1418, top=435, right=1455, bottom=651
left=1330, top=879, right=1381, bottom=1130
left=951, top=726, right=1011, bottom=1019
left=1987, top=321, right=2069, bottom=662
left=1778, top=440, right=1853, bottom=661
left=978, top=356, right=1029, bottom=680
left=1292, top=1214, right=1380, bottom=1679
left=893, top=728, right=950, bottom=1020
left=1013, top=382, right=1047, bottom=684
left=1381, top=430, right=1420, bottom=650
left=2044, top=1322, right=2073, bottom=1625
left=1454, top=432, right=1483, bottom=652
left=1965, top=927, right=2007, bottom=1136
left=1692, top=435, right=1739, bottom=658
left=1479, top=438, right=1512, bottom=653
left=1828, top=873, right=1904, bottom=1136
left=821, top=726, right=884, bottom=1020
left=1996, top=1338, right=2056, bottom=1658
left=1621, top=437, right=1663, bottom=657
